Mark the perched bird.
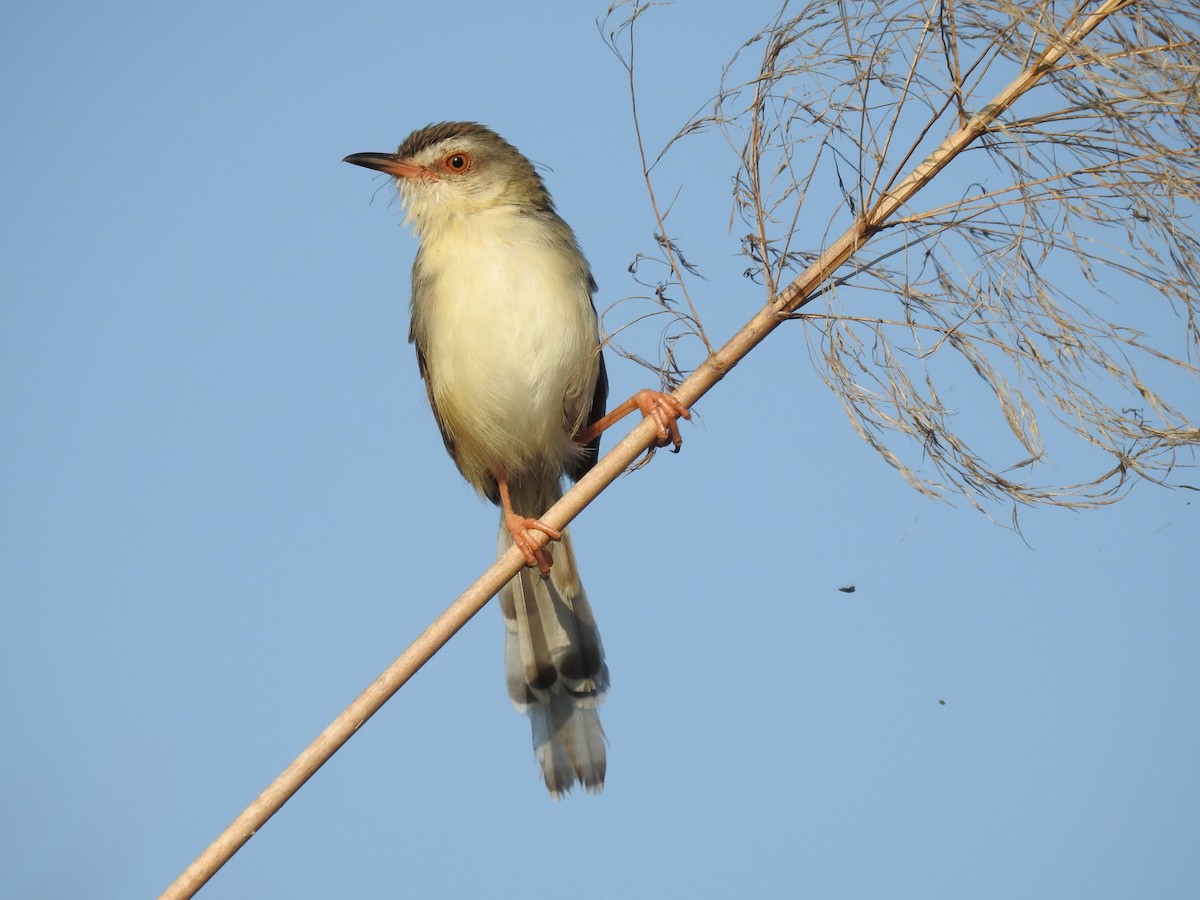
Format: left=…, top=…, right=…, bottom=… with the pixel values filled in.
left=345, top=122, right=687, bottom=796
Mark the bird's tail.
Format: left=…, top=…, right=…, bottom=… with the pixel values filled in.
left=497, top=491, right=608, bottom=797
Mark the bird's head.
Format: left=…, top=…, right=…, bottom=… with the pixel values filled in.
left=344, top=121, right=554, bottom=237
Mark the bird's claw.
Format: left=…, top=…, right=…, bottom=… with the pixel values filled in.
left=633, top=389, right=692, bottom=452
left=505, top=512, right=561, bottom=575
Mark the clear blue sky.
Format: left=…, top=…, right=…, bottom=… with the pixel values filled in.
left=2, top=2, right=1196, bottom=898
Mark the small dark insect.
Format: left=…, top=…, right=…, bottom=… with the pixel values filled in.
left=838, top=584, right=856, bottom=594
left=938, top=699, right=946, bottom=706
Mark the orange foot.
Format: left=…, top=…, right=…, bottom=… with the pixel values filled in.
left=577, top=389, right=692, bottom=451
left=498, top=475, right=560, bottom=575
left=633, top=389, right=691, bottom=451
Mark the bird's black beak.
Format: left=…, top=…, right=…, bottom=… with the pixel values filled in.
left=343, top=152, right=423, bottom=179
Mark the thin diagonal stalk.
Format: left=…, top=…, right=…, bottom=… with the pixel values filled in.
left=160, top=3, right=1133, bottom=896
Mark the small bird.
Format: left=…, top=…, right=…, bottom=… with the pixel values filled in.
left=345, top=122, right=687, bottom=796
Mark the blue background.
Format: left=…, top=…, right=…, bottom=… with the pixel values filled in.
left=2, top=2, right=1196, bottom=897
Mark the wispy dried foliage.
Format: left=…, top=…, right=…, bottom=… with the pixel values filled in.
left=605, top=0, right=1200, bottom=511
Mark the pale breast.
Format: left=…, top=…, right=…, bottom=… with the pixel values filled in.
left=411, top=211, right=600, bottom=492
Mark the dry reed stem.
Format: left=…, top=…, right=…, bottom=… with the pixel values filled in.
left=162, top=2, right=1183, bottom=895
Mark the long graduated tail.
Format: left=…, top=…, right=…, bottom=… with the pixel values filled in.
left=497, top=506, right=608, bottom=797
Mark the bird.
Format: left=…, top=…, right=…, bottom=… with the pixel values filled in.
left=344, top=122, right=688, bottom=796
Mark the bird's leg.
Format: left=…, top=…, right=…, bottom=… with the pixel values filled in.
left=498, top=474, right=560, bottom=576
left=576, top=389, right=692, bottom=452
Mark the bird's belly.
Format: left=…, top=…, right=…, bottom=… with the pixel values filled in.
left=416, top=234, right=598, bottom=490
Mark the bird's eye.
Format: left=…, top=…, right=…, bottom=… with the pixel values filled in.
left=443, top=152, right=470, bottom=172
